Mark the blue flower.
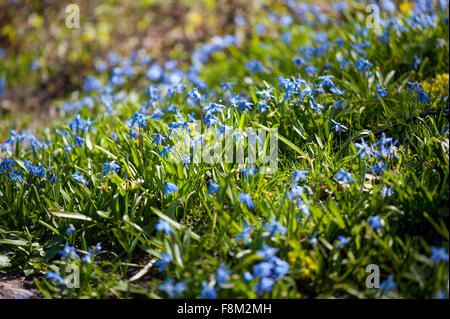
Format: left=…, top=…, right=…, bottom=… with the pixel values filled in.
left=355, top=57, right=373, bottom=74
left=336, top=236, right=351, bottom=248
left=0, top=77, right=6, bottom=97
left=413, top=55, right=422, bottom=70
left=215, top=264, right=232, bottom=286
left=264, top=218, right=287, bottom=237
left=255, top=87, right=275, bottom=101
left=376, top=83, right=388, bottom=99
left=256, top=244, right=279, bottom=260
left=334, top=168, right=355, bottom=184
left=246, top=60, right=264, bottom=73
left=207, top=180, right=220, bottom=195
left=0, top=158, right=16, bottom=173
left=368, top=215, right=384, bottom=230
left=243, top=272, right=253, bottom=283
left=45, top=271, right=65, bottom=285
left=73, top=136, right=86, bottom=147
left=379, top=275, right=397, bottom=293
left=330, top=119, right=348, bottom=134
left=155, top=252, right=173, bottom=272
left=146, top=63, right=164, bottom=81
left=271, top=256, right=290, bottom=278
left=82, top=248, right=93, bottom=264
left=241, top=167, right=258, bottom=180
left=416, top=89, right=430, bottom=104
left=291, top=170, right=309, bottom=184
left=237, top=193, right=255, bottom=209
left=369, top=161, right=387, bottom=175
left=71, top=172, right=88, bottom=186
left=159, top=145, right=173, bottom=158
left=65, top=224, right=76, bottom=236
left=155, top=219, right=175, bottom=236
left=186, top=87, right=203, bottom=106
left=430, top=246, right=449, bottom=264
left=220, top=82, right=236, bottom=92
left=354, top=138, right=377, bottom=160
left=125, top=112, right=150, bottom=130
left=252, top=262, right=273, bottom=278
left=304, top=65, right=319, bottom=76
left=59, top=242, right=80, bottom=260
left=433, top=289, right=449, bottom=299
left=9, top=172, right=27, bottom=184
left=157, top=278, right=186, bottom=298
left=254, top=277, right=275, bottom=296
left=100, top=160, right=120, bottom=176
left=235, top=220, right=254, bottom=244
left=380, top=184, right=395, bottom=197
left=200, top=281, right=217, bottom=299
left=164, top=182, right=179, bottom=195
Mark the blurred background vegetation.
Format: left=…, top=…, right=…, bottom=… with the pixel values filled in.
left=0, top=0, right=267, bottom=135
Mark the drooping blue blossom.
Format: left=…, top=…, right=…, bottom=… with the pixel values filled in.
left=255, top=87, right=275, bottom=100
left=256, top=244, right=279, bottom=260
left=71, top=172, right=88, bottom=186
left=369, top=161, right=388, bottom=175
left=336, top=235, right=351, bottom=248
left=376, top=83, right=388, bottom=99
left=207, top=180, right=220, bottom=195
left=368, top=215, right=385, bottom=230
left=159, top=145, right=173, bottom=158
left=186, top=87, right=203, bottom=106
left=100, top=160, right=120, bottom=176
left=125, top=112, right=150, bottom=130
left=304, top=65, right=319, bottom=76
left=355, top=57, right=373, bottom=74
left=413, top=55, right=423, bottom=70
left=246, top=60, right=264, bottom=73
left=201, top=281, right=217, bottom=299
left=155, top=252, right=173, bottom=272
left=9, top=172, right=27, bottom=184
left=66, top=224, right=76, bottom=236
left=254, top=277, right=276, bottom=296
left=354, top=138, right=377, bottom=160
left=215, top=264, right=232, bottom=286
left=330, top=119, right=348, bottom=134
left=235, top=220, right=254, bottom=244
left=253, top=262, right=273, bottom=278
left=59, top=242, right=80, bottom=260
left=237, top=193, right=255, bottom=209
left=146, top=63, right=164, bottom=81
left=45, top=271, right=65, bottom=285
left=264, top=218, right=287, bottom=237
left=430, top=246, right=449, bottom=264
left=380, top=184, right=395, bottom=197
left=164, top=182, right=179, bottom=195
left=379, top=274, right=397, bottom=293
left=241, top=166, right=258, bottom=180
left=0, top=158, right=16, bottom=173
left=334, top=168, right=355, bottom=184
left=291, top=169, right=309, bottom=185
left=155, top=219, right=175, bottom=236
left=220, top=82, right=236, bottom=92
left=157, top=278, right=186, bottom=298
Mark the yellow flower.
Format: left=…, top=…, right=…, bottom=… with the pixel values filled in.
left=400, top=2, right=413, bottom=13
left=422, top=73, right=449, bottom=95
left=296, top=255, right=317, bottom=280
